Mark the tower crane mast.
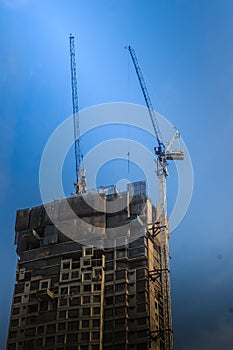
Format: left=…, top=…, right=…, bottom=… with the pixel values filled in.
left=69, top=34, right=87, bottom=194
left=127, top=46, right=184, bottom=350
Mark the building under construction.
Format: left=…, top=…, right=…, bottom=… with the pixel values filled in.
left=7, top=181, right=173, bottom=350
left=7, top=34, right=185, bottom=349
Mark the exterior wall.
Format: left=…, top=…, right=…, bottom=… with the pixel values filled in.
left=8, top=242, right=105, bottom=350
left=8, top=184, right=165, bottom=350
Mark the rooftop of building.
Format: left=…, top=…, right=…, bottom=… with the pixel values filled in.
left=15, top=181, right=155, bottom=255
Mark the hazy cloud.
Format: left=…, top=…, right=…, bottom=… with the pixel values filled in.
left=189, top=320, right=233, bottom=350
left=2, top=0, right=28, bottom=8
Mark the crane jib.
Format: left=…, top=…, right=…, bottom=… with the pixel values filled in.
left=127, top=46, right=164, bottom=149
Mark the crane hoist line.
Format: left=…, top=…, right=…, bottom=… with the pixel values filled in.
left=127, top=45, right=184, bottom=350
left=69, top=34, right=87, bottom=195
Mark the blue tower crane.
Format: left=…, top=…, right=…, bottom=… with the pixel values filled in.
left=69, top=34, right=87, bottom=194
left=127, top=45, right=184, bottom=350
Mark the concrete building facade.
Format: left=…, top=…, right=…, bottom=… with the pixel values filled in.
left=7, top=181, right=167, bottom=350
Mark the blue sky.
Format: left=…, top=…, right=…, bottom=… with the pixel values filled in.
left=0, top=0, right=233, bottom=349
